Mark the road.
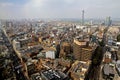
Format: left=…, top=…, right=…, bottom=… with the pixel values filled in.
left=0, top=28, right=28, bottom=80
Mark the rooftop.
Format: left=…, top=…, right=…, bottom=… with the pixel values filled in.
left=41, top=69, right=67, bottom=80
left=68, top=61, right=90, bottom=80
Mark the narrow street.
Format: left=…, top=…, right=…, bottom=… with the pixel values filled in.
left=0, top=28, right=28, bottom=80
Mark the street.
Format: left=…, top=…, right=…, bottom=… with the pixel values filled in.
left=0, top=28, right=27, bottom=80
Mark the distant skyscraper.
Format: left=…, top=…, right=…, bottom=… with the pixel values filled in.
left=106, top=16, right=112, bottom=27
left=82, top=10, right=84, bottom=25
left=0, top=21, right=1, bottom=28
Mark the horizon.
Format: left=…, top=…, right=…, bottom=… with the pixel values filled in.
left=0, top=0, right=120, bottom=19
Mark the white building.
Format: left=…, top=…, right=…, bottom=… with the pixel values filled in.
left=45, top=51, right=55, bottom=59
left=104, top=51, right=112, bottom=59
left=116, top=42, right=120, bottom=46
left=13, top=40, right=20, bottom=50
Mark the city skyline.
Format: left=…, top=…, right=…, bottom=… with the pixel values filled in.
left=0, top=0, right=120, bottom=19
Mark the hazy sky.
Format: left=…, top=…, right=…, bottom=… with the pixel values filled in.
left=0, top=0, right=120, bottom=19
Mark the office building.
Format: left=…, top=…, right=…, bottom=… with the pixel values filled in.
left=106, top=16, right=112, bottom=27
left=73, top=39, right=93, bottom=61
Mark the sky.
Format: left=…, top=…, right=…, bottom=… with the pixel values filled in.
left=0, top=0, right=120, bottom=19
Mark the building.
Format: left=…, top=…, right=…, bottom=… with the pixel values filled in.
left=102, top=64, right=115, bottom=79
left=116, top=60, right=120, bottom=76
left=18, top=38, right=32, bottom=48
left=54, top=58, right=71, bottom=72
left=103, top=51, right=112, bottom=63
left=5, top=21, right=13, bottom=27
left=41, top=69, right=68, bottom=80
left=27, top=58, right=44, bottom=75
left=59, top=42, right=71, bottom=58
left=30, top=73, right=42, bottom=80
left=73, top=39, right=93, bottom=61
left=82, top=10, right=84, bottom=25
left=68, top=61, right=90, bottom=80
left=106, top=16, right=112, bottom=27
left=0, top=21, right=1, bottom=28
left=27, top=62, right=36, bottom=75
left=12, top=39, right=20, bottom=50
left=46, top=51, right=55, bottom=59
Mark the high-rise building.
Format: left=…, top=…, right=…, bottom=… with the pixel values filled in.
left=73, top=39, right=93, bottom=61
left=0, top=21, right=1, bottom=29
left=106, top=16, right=112, bottom=27
left=82, top=10, right=84, bottom=25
